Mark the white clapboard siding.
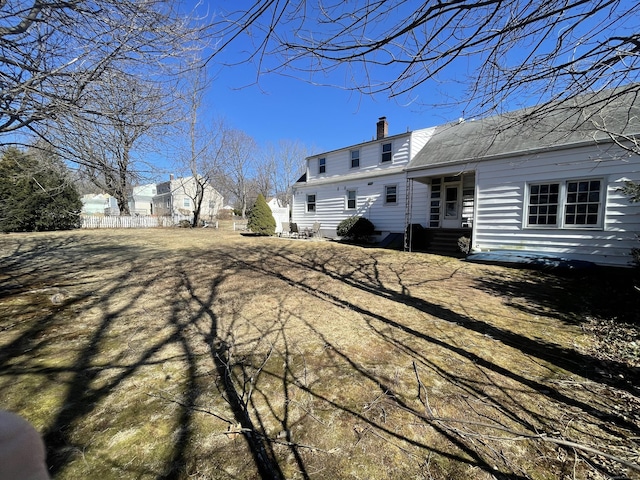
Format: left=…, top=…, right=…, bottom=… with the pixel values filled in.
left=473, top=143, right=640, bottom=266
left=296, top=127, right=435, bottom=237
left=305, top=129, right=433, bottom=183
left=292, top=171, right=429, bottom=237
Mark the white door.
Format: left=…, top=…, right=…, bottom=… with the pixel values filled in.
left=441, top=183, right=461, bottom=228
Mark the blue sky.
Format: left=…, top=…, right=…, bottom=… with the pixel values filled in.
left=195, top=2, right=473, bottom=156
left=205, top=64, right=460, bottom=155
left=192, top=0, right=640, bottom=159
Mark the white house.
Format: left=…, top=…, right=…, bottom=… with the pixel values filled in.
left=292, top=88, right=640, bottom=267
left=128, top=184, right=157, bottom=215
left=153, top=175, right=224, bottom=221
left=292, top=117, right=435, bottom=239
left=80, top=193, right=119, bottom=215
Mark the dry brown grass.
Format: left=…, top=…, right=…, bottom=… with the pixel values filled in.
left=0, top=226, right=638, bottom=479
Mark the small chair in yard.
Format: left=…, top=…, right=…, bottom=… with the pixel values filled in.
left=290, top=222, right=300, bottom=238
left=310, top=222, right=321, bottom=238
left=280, top=222, right=290, bottom=237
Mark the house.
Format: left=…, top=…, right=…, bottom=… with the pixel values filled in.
left=292, top=87, right=640, bottom=267
left=153, top=175, right=224, bottom=220
left=291, top=117, right=436, bottom=239
left=128, top=184, right=157, bottom=215
left=266, top=197, right=290, bottom=235
left=80, top=193, right=119, bottom=215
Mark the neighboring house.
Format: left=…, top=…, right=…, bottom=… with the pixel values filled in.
left=81, top=193, right=119, bottom=215
left=128, top=184, right=157, bottom=215
left=266, top=197, right=290, bottom=235
left=152, top=175, right=224, bottom=220
left=292, top=88, right=640, bottom=267
left=266, top=197, right=283, bottom=209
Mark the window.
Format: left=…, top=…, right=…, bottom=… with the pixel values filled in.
left=429, top=178, right=441, bottom=227
left=527, top=179, right=602, bottom=228
left=444, top=186, right=459, bottom=218
left=381, top=142, right=392, bottom=162
left=319, top=157, right=326, bottom=174
left=346, top=190, right=357, bottom=209
left=306, top=194, right=316, bottom=212
left=528, top=183, right=559, bottom=226
left=385, top=185, right=397, bottom=204
left=183, top=197, right=191, bottom=208
left=565, top=180, right=601, bottom=226
left=350, top=149, right=360, bottom=168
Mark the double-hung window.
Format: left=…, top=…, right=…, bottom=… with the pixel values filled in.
left=381, top=142, right=392, bottom=163
left=350, top=149, right=360, bottom=168
left=346, top=190, right=357, bottom=209
left=527, top=179, right=603, bottom=228
left=385, top=185, right=397, bottom=204
left=318, top=158, right=326, bottom=174
left=183, top=197, right=191, bottom=208
left=306, top=194, right=316, bottom=212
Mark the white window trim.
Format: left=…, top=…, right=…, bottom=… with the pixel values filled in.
left=346, top=189, right=357, bottom=209
left=318, top=157, right=326, bottom=174
left=524, top=178, right=605, bottom=229
left=384, top=184, right=398, bottom=205
left=306, top=193, right=317, bottom=213
left=381, top=141, right=393, bottom=163
left=350, top=149, right=360, bottom=169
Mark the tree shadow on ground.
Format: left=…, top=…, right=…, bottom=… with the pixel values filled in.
left=1, top=232, right=638, bottom=479
left=473, top=266, right=640, bottom=325
left=0, top=233, right=202, bottom=478
left=224, top=241, right=640, bottom=477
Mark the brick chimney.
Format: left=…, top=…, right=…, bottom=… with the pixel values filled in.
left=376, top=117, right=388, bottom=140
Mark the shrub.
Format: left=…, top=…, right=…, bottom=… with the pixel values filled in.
left=217, top=209, right=233, bottom=220
left=0, top=147, right=82, bottom=232
left=458, top=236, right=471, bottom=255
left=247, top=194, right=276, bottom=236
left=617, top=181, right=640, bottom=270
left=336, top=216, right=375, bottom=242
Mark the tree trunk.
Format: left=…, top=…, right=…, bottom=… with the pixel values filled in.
left=116, top=193, right=130, bottom=216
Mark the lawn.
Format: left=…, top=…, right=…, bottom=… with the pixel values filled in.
left=0, top=227, right=638, bottom=479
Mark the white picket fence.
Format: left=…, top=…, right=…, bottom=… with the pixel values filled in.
left=81, top=215, right=192, bottom=229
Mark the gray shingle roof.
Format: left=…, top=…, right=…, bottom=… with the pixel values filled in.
left=407, top=85, right=640, bottom=170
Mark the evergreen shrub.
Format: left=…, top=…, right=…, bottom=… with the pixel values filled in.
left=336, top=216, right=375, bottom=243
left=247, top=194, right=276, bottom=236
left=0, top=147, right=82, bottom=232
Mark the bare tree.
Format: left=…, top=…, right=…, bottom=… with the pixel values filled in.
left=51, top=73, right=175, bottom=215
left=176, top=63, right=228, bottom=226
left=0, top=0, right=196, bottom=141
left=262, top=140, right=308, bottom=208
left=220, top=130, right=258, bottom=218
left=253, top=153, right=276, bottom=201
left=207, top=1, right=640, bottom=120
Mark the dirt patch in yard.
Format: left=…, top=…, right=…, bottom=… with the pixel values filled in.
left=0, top=228, right=638, bottom=479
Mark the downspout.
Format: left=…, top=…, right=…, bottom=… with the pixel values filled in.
left=404, top=177, right=413, bottom=252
